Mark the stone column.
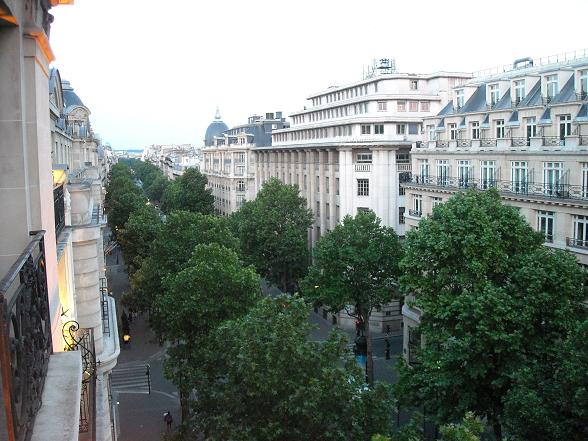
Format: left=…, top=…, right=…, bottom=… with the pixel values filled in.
left=318, top=150, right=326, bottom=236
left=328, top=149, right=336, bottom=230
left=338, top=148, right=354, bottom=218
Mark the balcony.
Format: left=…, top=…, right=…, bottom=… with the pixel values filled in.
left=480, top=138, right=497, bottom=147
left=0, top=231, right=53, bottom=441
left=456, top=139, right=472, bottom=148
left=408, top=209, right=422, bottom=218
left=542, top=136, right=565, bottom=147
left=435, top=140, right=448, bottom=148
left=54, top=185, right=66, bottom=238
left=354, top=163, right=372, bottom=172
left=567, top=237, right=588, bottom=249
left=576, top=92, right=588, bottom=101
left=404, top=175, right=588, bottom=204
left=510, top=137, right=530, bottom=147
left=581, top=136, right=588, bottom=146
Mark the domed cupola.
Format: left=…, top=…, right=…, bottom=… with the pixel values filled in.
left=204, top=107, right=228, bottom=146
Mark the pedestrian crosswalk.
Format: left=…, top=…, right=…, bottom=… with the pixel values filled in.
left=111, top=364, right=151, bottom=394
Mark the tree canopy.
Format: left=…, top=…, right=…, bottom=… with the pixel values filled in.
left=302, top=210, right=403, bottom=385
left=161, top=168, right=214, bottom=214
left=194, top=294, right=395, bottom=441
left=395, top=189, right=587, bottom=440
left=231, top=178, right=313, bottom=292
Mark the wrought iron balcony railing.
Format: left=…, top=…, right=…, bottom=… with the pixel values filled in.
left=581, top=136, right=588, bottom=146
left=457, top=139, right=472, bottom=148
left=54, top=185, right=65, bottom=238
left=511, top=137, right=530, bottom=147
left=575, top=92, right=588, bottom=101
left=543, top=136, right=565, bottom=147
left=408, top=209, right=422, bottom=217
left=405, top=175, right=588, bottom=203
left=566, top=237, right=588, bottom=249
left=435, top=140, right=449, bottom=148
left=480, top=138, right=497, bottom=147
left=0, top=231, right=52, bottom=441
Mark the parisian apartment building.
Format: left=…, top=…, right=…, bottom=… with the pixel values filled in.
left=0, top=2, right=119, bottom=441
left=201, top=110, right=289, bottom=216
left=254, top=61, right=471, bottom=333
left=401, top=51, right=588, bottom=363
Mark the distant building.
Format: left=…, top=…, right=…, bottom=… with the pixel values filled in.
left=255, top=62, right=470, bottom=334
left=142, top=144, right=200, bottom=179
left=201, top=111, right=289, bottom=215
left=402, top=51, right=588, bottom=362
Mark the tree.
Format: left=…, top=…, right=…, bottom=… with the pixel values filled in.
left=155, top=243, right=260, bottom=422
left=117, top=203, right=162, bottom=273
left=195, top=294, right=395, bottom=441
left=301, top=211, right=403, bottom=386
left=395, top=189, right=587, bottom=440
left=232, top=178, right=313, bottom=292
left=161, top=168, right=213, bottom=214
left=144, top=174, right=168, bottom=202
left=129, top=211, right=239, bottom=314
left=107, top=191, right=145, bottom=235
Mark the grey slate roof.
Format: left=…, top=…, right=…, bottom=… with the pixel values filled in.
left=460, top=85, right=487, bottom=113
left=494, top=89, right=512, bottom=110
left=438, top=102, right=454, bottom=116
left=480, top=114, right=490, bottom=128
left=575, top=103, right=588, bottom=122
left=61, top=80, right=85, bottom=108
left=507, top=110, right=519, bottom=126
left=205, top=120, right=229, bottom=146
left=539, top=107, right=552, bottom=125
left=519, top=81, right=542, bottom=107
left=551, top=76, right=576, bottom=104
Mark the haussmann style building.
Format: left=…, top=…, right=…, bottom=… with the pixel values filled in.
left=402, top=50, right=588, bottom=363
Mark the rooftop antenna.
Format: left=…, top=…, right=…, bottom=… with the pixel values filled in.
left=363, top=58, right=397, bottom=79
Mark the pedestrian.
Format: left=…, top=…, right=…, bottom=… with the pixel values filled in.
left=163, top=410, right=173, bottom=431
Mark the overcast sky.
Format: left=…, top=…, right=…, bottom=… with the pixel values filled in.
left=50, top=0, right=588, bottom=150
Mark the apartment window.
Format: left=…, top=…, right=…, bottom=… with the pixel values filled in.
left=537, top=210, right=554, bottom=242
left=304, top=174, right=307, bottom=190
left=495, top=119, right=505, bottom=139
left=336, top=204, right=340, bottom=222
left=397, top=101, right=406, bottom=112
left=377, top=101, right=387, bottom=111
left=420, top=101, right=430, bottom=112
left=436, top=159, right=449, bottom=186
left=399, top=207, right=405, bottom=224
left=559, top=114, right=572, bottom=140
left=514, top=80, right=525, bottom=104
left=397, top=124, right=406, bottom=135
left=357, top=153, right=372, bottom=163
left=489, top=83, right=500, bottom=106
left=543, top=162, right=564, bottom=196
left=449, top=123, right=457, bottom=140
left=409, top=101, right=419, bottom=112
left=456, top=89, right=464, bottom=109
left=236, top=180, right=246, bottom=192
left=361, top=125, right=371, bottom=135
left=316, top=175, right=320, bottom=191
left=418, top=159, right=429, bottom=182
left=580, top=70, right=588, bottom=97
left=457, top=160, right=472, bottom=187
left=326, top=177, right=330, bottom=193
left=573, top=215, right=588, bottom=248
left=326, top=203, right=330, bottom=220
left=546, top=74, right=558, bottom=98
left=480, top=160, right=496, bottom=189
left=336, top=177, right=340, bottom=195
left=432, top=197, right=443, bottom=208
left=526, top=117, right=537, bottom=142
left=582, top=163, right=588, bottom=198
left=410, top=80, right=418, bottom=90
left=471, top=121, right=480, bottom=140
left=407, top=327, right=421, bottom=365
left=316, top=201, right=320, bottom=217
left=357, top=179, right=369, bottom=196
left=427, top=124, right=436, bottom=141
left=413, top=194, right=423, bottom=215
left=236, top=195, right=246, bottom=208
left=511, top=161, right=528, bottom=193
left=374, top=124, right=385, bottom=134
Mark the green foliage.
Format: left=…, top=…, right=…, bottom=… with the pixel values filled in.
left=231, top=178, right=313, bottom=292
left=302, top=210, right=403, bottom=384
left=396, top=189, right=587, bottom=439
left=107, top=192, right=145, bottom=235
left=130, top=211, right=239, bottom=314
left=161, top=168, right=213, bottom=214
left=440, top=412, right=483, bottom=441
left=105, top=162, right=145, bottom=235
left=117, top=203, right=162, bottom=274
left=145, top=174, right=169, bottom=201
left=194, top=294, right=395, bottom=441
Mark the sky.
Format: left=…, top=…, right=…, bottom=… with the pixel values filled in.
left=50, top=0, right=588, bottom=150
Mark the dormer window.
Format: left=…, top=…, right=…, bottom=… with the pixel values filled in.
left=546, top=74, right=558, bottom=98
left=514, top=80, right=525, bottom=104
left=489, top=84, right=500, bottom=107
left=410, top=80, right=418, bottom=90
left=580, top=70, right=588, bottom=98
left=456, top=89, right=464, bottom=109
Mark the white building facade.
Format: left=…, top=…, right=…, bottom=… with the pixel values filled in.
left=257, top=66, right=471, bottom=333
left=402, top=51, right=588, bottom=361
left=202, top=112, right=289, bottom=215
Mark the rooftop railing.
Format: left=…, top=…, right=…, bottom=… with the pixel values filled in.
left=0, top=231, right=52, bottom=441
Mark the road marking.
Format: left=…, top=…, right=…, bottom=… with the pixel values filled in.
left=111, top=364, right=150, bottom=394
